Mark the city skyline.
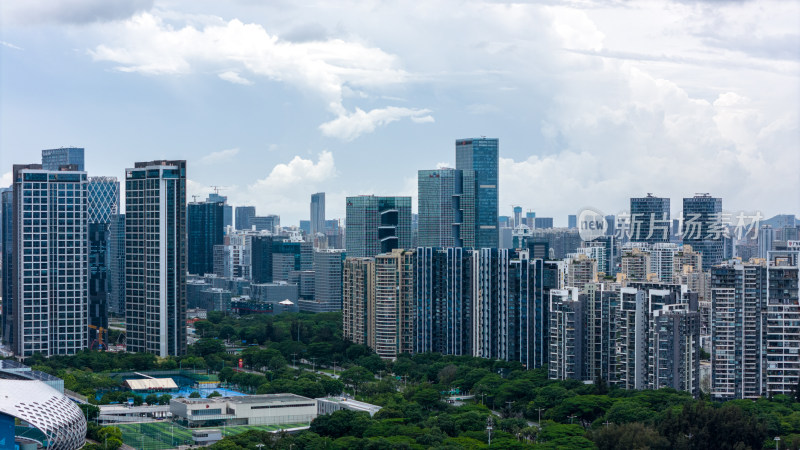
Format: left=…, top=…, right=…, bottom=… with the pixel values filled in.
left=1, top=1, right=798, bottom=224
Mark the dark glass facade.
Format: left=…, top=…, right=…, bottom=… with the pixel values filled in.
left=682, top=194, right=723, bottom=270
left=188, top=201, right=224, bottom=275
left=630, top=194, right=670, bottom=243
left=345, top=196, right=412, bottom=258
left=456, top=138, right=498, bottom=248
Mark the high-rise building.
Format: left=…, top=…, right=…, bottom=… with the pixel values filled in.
left=235, top=206, right=256, bottom=231
left=765, top=251, right=800, bottom=396
left=414, top=247, right=474, bottom=356
left=534, top=217, right=554, bottom=229
left=206, top=193, right=232, bottom=231
left=125, top=160, right=187, bottom=357
left=251, top=235, right=273, bottom=283
left=566, top=254, right=597, bottom=288
left=188, top=201, right=225, bottom=275
left=251, top=215, right=280, bottom=233
left=87, top=177, right=119, bottom=346
left=311, top=193, right=325, bottom=236
left=473, top=248, right=533, bottom=366
left=759, top=225, right=774, bottom=259
left=682, top=194, right=723, bottom=270
left=621, top=247, right=651, bottom=282
left=342, top=258, right=375, bottom=346
left=568, top=215, right=577, bottom=229
left=548, top=288, right=583, bottom=380
left=41, top=147, right=85, bottom=171
left=1, top=188, right=13, bottom=347
left=630, top=194, right=670, bottom=243
left=345, top=196, right=412, bottom=258
left=108, top=213, right=126, bottom=316
left=12, top=164, right=89, bottom=356
left=456, top=138, right=498, bottom=248
left=373, top=249, right=415, bottom=359
left=711, top=260, right=767, bottom=400
left=651, top=304, right=701, bottom=395
left=308, top=249, right=345, bottom=312
left=649, top=243, right=679, bottom=283
left=417, top=168, right=475, bottom=248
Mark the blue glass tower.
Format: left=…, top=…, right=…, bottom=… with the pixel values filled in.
left=188, top=201, right=225, bottom=275
left=87, top=177, right=120, bottom=346
left=1, top=188, right=12, bottom=347
left=456, top=138, right=498, bottom=248
left=41, top=147, right=85, bottom=171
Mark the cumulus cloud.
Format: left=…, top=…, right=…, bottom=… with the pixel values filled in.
left=319, top=106, right=433, bottom=141
left=218, top=71, right=253, bottom=85
left=241, top=151, right=337, bottom=220
left=4, top=0, right=153, bottom=24
left=88, top=12, right=429, bottom=140
left=199, top=148, right=239, bottom=165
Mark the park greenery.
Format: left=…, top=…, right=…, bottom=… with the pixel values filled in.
left=19, top=311, right=800, bottom=449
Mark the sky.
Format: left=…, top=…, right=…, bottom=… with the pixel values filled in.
left=1, top=0, right=798, bottom=226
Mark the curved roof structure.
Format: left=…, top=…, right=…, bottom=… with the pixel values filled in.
left=0, top=379, right=86, bottom=449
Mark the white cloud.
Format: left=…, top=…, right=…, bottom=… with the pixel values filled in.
left=199, top=148, right=239, bottom=165
left=239, top=151, right=336, bottom=218
left=88, top=12, right=429, bottom=140
left=0, top=41, right=22, bottom=50
left=319, top=106, right=433, bottom=141
left=218, top=71, right=253, bottom=85
left=0, top=172, right=11, bottom=187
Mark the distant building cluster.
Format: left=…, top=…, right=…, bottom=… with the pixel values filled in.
left=0, top=142, right=798, bottom=402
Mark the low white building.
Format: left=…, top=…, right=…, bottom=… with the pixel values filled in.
left=316, top=397, right=382, bottom=417
left=171, top=394, right=316, bottom=427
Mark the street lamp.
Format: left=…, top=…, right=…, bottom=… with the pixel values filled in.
left=536, top=407, right=544, bottom=425
left=775, top=436, right=781, bottom=450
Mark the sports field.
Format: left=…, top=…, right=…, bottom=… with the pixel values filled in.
left=117, top=421, right=310, bottom=449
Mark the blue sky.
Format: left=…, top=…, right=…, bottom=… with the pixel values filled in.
left=1, top=0, right=798, bottom=225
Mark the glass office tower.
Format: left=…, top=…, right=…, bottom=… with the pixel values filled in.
left=456, top=138, right=498, bottom=248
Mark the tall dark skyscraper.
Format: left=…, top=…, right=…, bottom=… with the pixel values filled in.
left=235, top=206, right=256, bottom=231
left=417, top=168, right=474, bottom=248
left=125, top=160, right=187, bottom=357
left=345, top=195, right=412, bottom=258
left=108, top=213, right=125, bottom=316
left=12, top=164, right=89, bottom=356
left=87, top=176, right=119, bottom=347
left=207, top=193, right=232, bottom=231
left=41, top=147, right=85, bottom=171
left=683, top=194, right=723, bottom=270
left=188, top=201, right=224, bottom=275
left=456, top=138, right=498, bottom=248
left=310, top=192, right=325, bottom=236
left=1, top=188, right=13, bottom=347
left=630, top=194, right=670, bottom=243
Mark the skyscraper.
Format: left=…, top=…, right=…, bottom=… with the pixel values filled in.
left=417, top=168, right=474, bottom=248
left=41, top=147, right=85, bottom=171
left=125, top=160, right=187, bottom=357
left=207, top=192, right=232, bottom=231
left=309, top=249, right=345, bottom=312
left=373, top=249, right=415, bottom=359
left=235, top=206, right=256, bottom=231
left=682, top=194, right=723, bottom=270
left=188, top=201, right=224, bottom=275
left=310, top=192, right=325, bottom=236
left=108, top=213, right=126, bottom=316
left=758, top=225, right=774, bottom=259
left=765, top=251, right=800, bottom=396
left=345, top=195, right=412, bottom=258
left=630, top=194, right=670, bottom=243
left=456, top=138, right=498, bottom=248
left=342, top=257, right=375, bottom=346
left=87, top=176, right=120, bottom=347
left=12, top=164, right=89, bottom=356
left=1, top=188, right=13, bottom=347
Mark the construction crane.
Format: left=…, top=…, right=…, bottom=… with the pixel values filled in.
left=210, top=185, right=227, bottom=195
left=88, top=325, right=107, bottom=351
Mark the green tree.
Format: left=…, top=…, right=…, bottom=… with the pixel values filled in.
left=589, top=422, right=670, bottom=450
left=411, top=385, right=441, bottom=410
left=189, top=391, right=201, bottom=398
left=340, top=366, right=374, bottom=393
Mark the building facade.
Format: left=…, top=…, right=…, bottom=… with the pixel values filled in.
left=455, top=138, right=498, bottom=248
left=682, top=194, right=723, bottom=270
left=311, top=192, right=325, bottom=236
left=12, top=164, right=89, bottom=356
left=125, top=160, right=187, bottom=357
left=41, top=147, right=84, bottom=171
left=417, top=168, right=475, bottom=248
left=630, top=194, right=670, bottom=243
left=345, top=196, right=412, bottom=258
left=188, top=201, right=225, bottom=275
